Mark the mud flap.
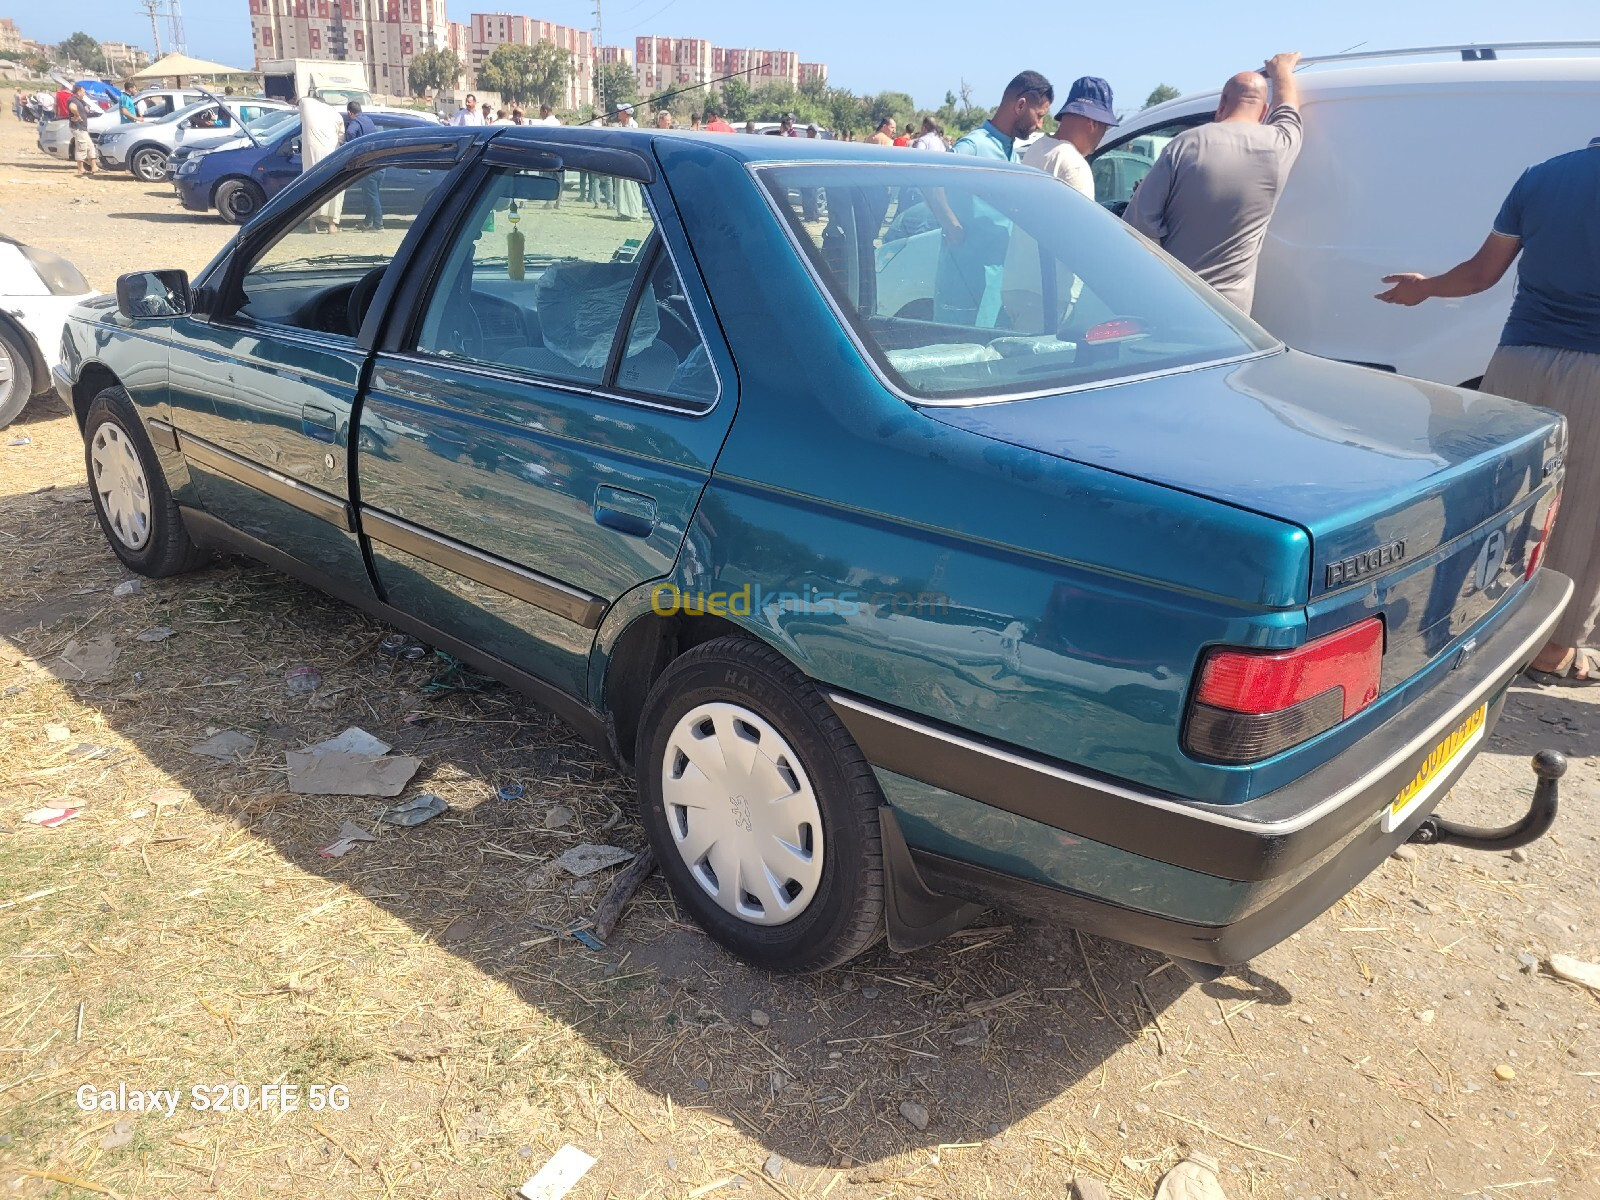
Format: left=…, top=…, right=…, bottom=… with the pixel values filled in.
left=878, top=806, right=986, bottom=952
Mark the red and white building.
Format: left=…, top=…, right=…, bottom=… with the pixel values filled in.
left=798, top=62, right=827, bottom=88
left=248, top=0, right=452, bottom=98
left=467, top=12, right=592, bottom=109
left=634, top=35, right=713, bottom=94
left=711, top=46, right=798, bottom=90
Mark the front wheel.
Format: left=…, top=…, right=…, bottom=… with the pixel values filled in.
left=83, top=387, right=207, bottom=577
left=634, top=637, right=884, bottom=972
left=215, top=178, right=265, bottom=225
left=0, top=325, right=34, bottom=428
left=130, top=145, right=169, bottom=182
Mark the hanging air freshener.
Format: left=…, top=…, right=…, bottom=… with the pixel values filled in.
left=507, top=198, right=525, bottom=281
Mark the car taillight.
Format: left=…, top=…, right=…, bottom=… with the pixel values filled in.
left=1083, top=318, right=1149, bottom=344
left=1184, top=618, right=1384, bottom=764
left=1525, top=488, right=1562, bottom=580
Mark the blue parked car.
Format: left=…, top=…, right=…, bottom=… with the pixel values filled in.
left=172, top=110, right=440, bottom=224
left=56, top=126, right=1570, bottom=975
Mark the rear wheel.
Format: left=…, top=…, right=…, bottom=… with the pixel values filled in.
left=83, top=387, right=207, bottom=577
left=634, top=637, right=884, bottom=972
left=216, top=178, right=265, bottom=225
left=0, top=325, right=33, bottom=428
left=130, top=145, right=169, bottom=182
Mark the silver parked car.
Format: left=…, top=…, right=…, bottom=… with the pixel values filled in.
left=37, top=88, right=206, bottom=163
left=97, top=97, right=293, bottom=182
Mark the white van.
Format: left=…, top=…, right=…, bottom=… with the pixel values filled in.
left=1090, top=42, right=1600, bottom=387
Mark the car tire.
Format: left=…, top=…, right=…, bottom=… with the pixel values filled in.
left=215, top=179, right=266, bottom=225
left=83, top=386, right=207, bottom=578
left=0, top=324, right=34, bottom=428
left=634, top=636, right=884, bottom=972
left=130, top=145, right=169, bottom=182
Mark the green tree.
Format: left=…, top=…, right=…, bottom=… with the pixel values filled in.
left=718, top=76, right=751, bottom=122
left=595, top=60, right=637, bottom=115
left=1143, top=83, right=1181, bottom=109
left=868, top=90, right=914, bottom=131
left=825, top=87, right=868, bottom=138
left=58, top=32, right=105, bottom=72
left=407, top=47, right=463, bottom=97
left=479, top=41, right=571, bottom=108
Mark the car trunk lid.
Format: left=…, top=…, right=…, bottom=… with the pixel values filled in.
left=921, top=350, right=1561, bottom=686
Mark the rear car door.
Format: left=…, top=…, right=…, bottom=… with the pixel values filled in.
left=356, top=138, right=737, bottom=697
left=168, top=138, right=468, bottom=595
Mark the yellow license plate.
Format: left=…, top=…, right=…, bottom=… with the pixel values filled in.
left=1383, top=703, right=1488, bottom=831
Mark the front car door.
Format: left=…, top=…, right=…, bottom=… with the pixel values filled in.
left=167, top=136, right=471, bottom=595
left=1088, top=114, right=1212, bottom=215
left=355, top=137, right=738, bottom=697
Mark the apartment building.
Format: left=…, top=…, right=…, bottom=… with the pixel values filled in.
left=634, top=35, right=713, bottom=94
left=467, top=12, right=592, bottom=109
left=798, top=61, right=827, bottom=88
left=711, top=46, right=799, bottom=89
left=248, top=0, right=452, bottom=97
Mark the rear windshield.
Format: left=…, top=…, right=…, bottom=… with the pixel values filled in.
left=759, top=163, right=1275, bottom=402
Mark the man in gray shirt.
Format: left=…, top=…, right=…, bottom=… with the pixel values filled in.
left=1125, top=52, right=1303, bottom=312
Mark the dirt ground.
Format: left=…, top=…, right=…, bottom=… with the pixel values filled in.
left=2, top=113, right=1599, bottom=1200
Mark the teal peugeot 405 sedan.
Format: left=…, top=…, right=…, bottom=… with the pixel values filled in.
left=55, top=125, right=1571, bottom=977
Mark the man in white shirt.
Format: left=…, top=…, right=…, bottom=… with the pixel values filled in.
left=1021, top=76, right=1116, bottom=200
left=449, top=94, right=483, bottom=126
left=616, top=104, right=639, bottom=129
left=534, top=104, right=562, bottom=126
left=910, top=117, right=947, bottom=152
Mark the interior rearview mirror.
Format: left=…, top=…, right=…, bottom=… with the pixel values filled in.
left=116, top=270, right=192, bottom=320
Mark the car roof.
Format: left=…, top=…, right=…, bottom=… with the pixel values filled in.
left=1136, top=52, right=1600, bottom=124
left=482, top=124, right=1019, bottom=169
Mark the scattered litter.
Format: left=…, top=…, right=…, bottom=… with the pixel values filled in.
left=187, top=729, right=256, bottom=763
left=304, top=726, right=392, bottom=757
left=543, top=805, right=574, bottom=830
left=127, top=808, right=149, bottom=820
left=950, top=1019, right=991, bottom=1047
left=556, top=844, right=634, bottom=877
left=517, top=1144, right=596, bottom=1200
left=899, top=1100, right=930, bottom=1130
left=112, top=580, right=142, bottom=598
left=569, top=928, right=605, bottom=951
left=1494, top=1063, right=1516, bottom=1081
left=285, top=664, right=322, bottom=694
left=402, top=710, right=430, bottom=725
left=23, top=807, right=79, bottom=828
left=496, top=782, right=525, bottom=801
left=287, top=745, right=421, bottom=797
left=148, top=788, right=187, bottom=810
left=375, top=793, right=447, bottom=826
left=100, top=1117, right=134, bottom=1151
left=424, top=651, right=491, bottom=694
left=378, top=632, right=430, bottom=661
left=7, top=436, right=31, bottom=446
left=763, top=1154, right=785, bottom=1182
left=50, top=635, right=120, bottom=683
left=44, top=724, right=71, bottom=743
left=319, top=821, right=377, bottom=858
left=136, top=626, right=176, bottom=642
left=1154, top=1152, right=1228, bottom=1200
left=1547, top=955, right=1600, bottom=992
left=592, top=849, right=657, bottom=940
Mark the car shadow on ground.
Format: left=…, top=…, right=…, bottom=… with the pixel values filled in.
left=105, top=211, right=208, bottom=224
left=0, top=475, right=1212, bottom=1168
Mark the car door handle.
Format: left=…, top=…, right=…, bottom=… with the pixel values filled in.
left=593, top=486, right=657, bottom=537
left=301, top=404, right=338, bottom=443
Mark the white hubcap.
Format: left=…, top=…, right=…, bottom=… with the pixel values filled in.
left=662, top=702, right=824, bottom=926
left=90, top=423, right=153, bottom=550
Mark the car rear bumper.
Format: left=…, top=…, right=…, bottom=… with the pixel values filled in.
left=834, top=567, right=1572, bottom=964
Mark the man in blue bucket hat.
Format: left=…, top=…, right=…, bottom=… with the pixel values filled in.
left=1022, top=76, right=1117, bottom=200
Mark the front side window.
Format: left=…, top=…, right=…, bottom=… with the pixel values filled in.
left=762, top=163, right=1273, bottom=402
left=228, top=164, right=451, bottom=338
left=415, top=167, right=663, bottom=390
left=1091, top=118, right=1208, bottom=212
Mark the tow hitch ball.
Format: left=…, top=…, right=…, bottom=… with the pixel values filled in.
left=1406, top=748, right=1566, bottom=852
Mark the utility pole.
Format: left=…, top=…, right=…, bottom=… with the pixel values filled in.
left=593, top=0, right=602, bottom=51
left=140, top=0, right=164, bottom=59
left=168, top=0, right=186, bottom=54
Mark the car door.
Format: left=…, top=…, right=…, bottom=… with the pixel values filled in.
left=1088, top=114, right=1211, bottom=215
left=167, top=140, right=468, bottom=595
left=356, top=139, right=738, bottom=697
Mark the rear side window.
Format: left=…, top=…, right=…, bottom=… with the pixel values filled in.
left=415, top=166, right=716, bottom=407
left=761, top=163, right=1273, bottom=403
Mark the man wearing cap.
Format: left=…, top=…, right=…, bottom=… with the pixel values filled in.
left=1125, top=52, right=1302, bottom=312
left=1023, top=76, right=1116, bottom=200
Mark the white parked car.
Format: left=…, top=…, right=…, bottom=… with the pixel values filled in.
left=1088, top=41, right=1600, bottom=387
left=0, top=238, right=97, bottom=427
left=37, top=88, right=207, bottom=163
left=99, top=96, right=293, bottom=182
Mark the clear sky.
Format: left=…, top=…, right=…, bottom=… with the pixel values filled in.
left=21, top=0, right=1600, bottom=111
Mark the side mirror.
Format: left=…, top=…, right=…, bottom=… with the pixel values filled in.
left=116, top=270, right=192, bottom=320
left=283, top=137, right=300, bottom=157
